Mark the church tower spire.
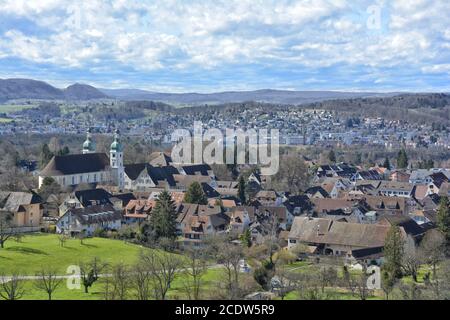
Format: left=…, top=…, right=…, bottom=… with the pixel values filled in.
left=82, top=128, right=96, bottom=154
left=110, top=129, right=124, bottom=190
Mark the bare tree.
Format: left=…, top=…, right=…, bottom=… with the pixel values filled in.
left=273, top=267, right=297, bottom=300
left=270, top=153, right=310, bottom=194
left=79, top=257, right=108, bottom=294
left=58, top=234, right=67, bottom=247
left=0, top=211, right=15, bottom=249
left=296, top=273, right=330, bottom=300
left=217, top=243, right=243, bottom=299
left=140, top=250, right=183, bottom=300
left=342, top=265, right=369, bottom=299
left=34, top=268, right=63, bottom=300
left=131, top=262, right=152, bottom=300
left=425, top=259, right=450, bottom=300
left=106, top=263, right=130, bottom=300
left=395, top=282, right=422, bottom=300
left=317, top=266, right=338, bottom=294
left=181, top=248, right=207, bottom=300
left=419, top=230, right=445, bottom=279
left=402, top=236, right=422, bottom=282
left=353, top=270, right=372, bottom=300
left=0, top=273, right=25, bottom=300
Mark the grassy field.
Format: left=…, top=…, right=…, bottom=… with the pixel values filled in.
left=0, top=104, right=36, bottom=113
left=0, top=234, right=148, bottom=275
left=0, top=233, right=233, bottom=300
left=18, top=268, right=227, bottom=300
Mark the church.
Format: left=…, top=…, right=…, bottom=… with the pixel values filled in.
left=39, top=129, right=125, bottom=190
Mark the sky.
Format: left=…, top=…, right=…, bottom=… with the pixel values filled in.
left=0, top=0, right=449, bottom=93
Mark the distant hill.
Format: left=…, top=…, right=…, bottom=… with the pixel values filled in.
left=0, top=78, right=64, bottom=101
left=101, top=88, right=395, bottom=105
left=303, top=93, right=450, bottom=125
left=0, top=78, right=108, bottom=101
left=64, top=83, right=108, bottom=100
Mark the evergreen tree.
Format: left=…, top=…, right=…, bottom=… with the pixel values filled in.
left=328, top=149, right=336, bottom=163
left=57, top=146, right=70, bottom=156
left=383, top=157, right=391, bottom=170
left=396, top=149, right=408, bottom=169
left=238, top=175, right=246, bottom=205
left=437, top=196, right=450, bottom=249
left=240, top=229, right=252, bottom=248
left=183, top=182, right=208, bottom=205
left=383, top=225, right=404, bottom=279
left=40, top=144, right=54, bottom=168
left=149, top=191, right=178, bottom=240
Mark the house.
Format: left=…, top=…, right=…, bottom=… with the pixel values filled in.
left=177, top=203, right=230, bottom=247
left=408, top=169, right=450, bottom=184
left=311, top=198, right=355, bottom=215
left=282, top=195, right=312, bottom=216
left=208, top=198, right=236, bottom=209
left=361, top=195, right=407, bottom=215
left=59, top=188, right=113, bottom=215
left=56, top=204, right=122, bottom=236
left=173, top=174, right=214, bottom=191
left=378, top=215, right=426, bottom=241
left=316, top=163, right=357, bottom=179
left=412, top=184, right=429, bottom=201
left=149, top=152, right=173, bottom=167
left=426, top=172, right=449, bottom=196
left=0, top=191, right=43, bottom=230
left=390, top=170, right=410, bottom=183
left=256, top=206, right=293, bottom=230
left=254, top=190, right=282, bottom=206
left=124, top=163, right=178, bottom=190
left=377, top=181, right=414, bottom=198
left=228, top=206, right=252, bottom=234
left=438, top=181, right=450, bottom=197
left=348, top=246, right=384, bottom=266
left=322, top=178, right=352, bottom=198
left=287, top=217, right=391, bottom=257
left=58, top=188, right=135, bottom=215
left=304, top=186, right=329, bottom=199
left=123, top=199, right=156, bottom=224
left=148, top=191, right=185, bottom=205
left=175, top=164, right=215, bottom=178
left=214, top=181, right=239, bottom=197
left=311, top=198, right=371, bottom=223
left=351, top=170, right=383, bottom=181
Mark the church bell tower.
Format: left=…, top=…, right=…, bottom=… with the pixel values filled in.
left=110, top=129, right=125, bottom=190
left=82, top=128, right=96, bottom=154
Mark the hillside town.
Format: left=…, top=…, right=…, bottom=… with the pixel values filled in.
left=1, top=101, right=449, bottom=150
left=1, top=128, right=449, bottom=300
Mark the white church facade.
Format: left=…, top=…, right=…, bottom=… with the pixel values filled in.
left=39, top=129, right=125, bottom=190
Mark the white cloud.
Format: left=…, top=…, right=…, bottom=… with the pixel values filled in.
left=0, top=0, right=448, bottom=90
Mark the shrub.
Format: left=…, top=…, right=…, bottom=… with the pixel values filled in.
left=253, top=266, right=270, bottom=290
left=93, top=228, right=107, bottom=238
